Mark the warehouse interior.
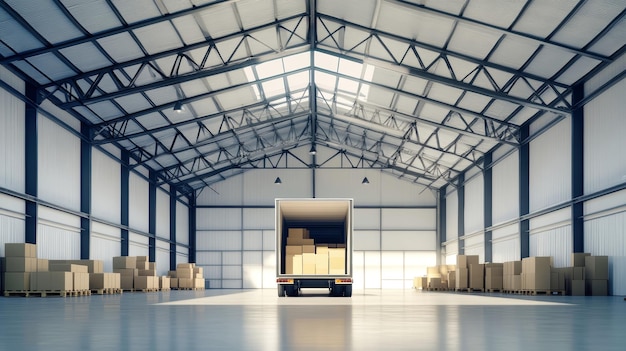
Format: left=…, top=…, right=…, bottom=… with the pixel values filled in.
left=0, top=0, right=625, bottom=350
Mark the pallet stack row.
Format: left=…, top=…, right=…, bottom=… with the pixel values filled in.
left=168, top=263, right=205, bottom=290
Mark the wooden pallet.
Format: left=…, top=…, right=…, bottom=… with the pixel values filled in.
left=4, top=290, right=91, bottom=297
left=160, top=288, right=171, bottom=292
left=123, top=288, right=159, bottom=293
left=176, top=287, right=205, bottom=291
left=424, top=287, right=447, bottom=291
left=91, top=288, right=123, bottom=295
left=455, top=288, right=484, bottom=293
left=522, top=290, right=565, bottom=296
left=486, top=289, right=502, bottom=293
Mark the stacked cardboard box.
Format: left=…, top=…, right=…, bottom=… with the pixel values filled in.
left=426, top=266, right=441, bottom=289
left=316, top=245, right=329, bottom=275
left=113, top=256, right=138, bottom=290
left=485, top=263, right=503, bottom=291
left=550, top=268, right=565, bottom=293
left=503, top=261, right=522, bottom=291
left=569, top=253, right=589, bottom=296
left=89, top=273, right=121, bottom=291
left=135, top=256, right=158, bottom=290
left=469, top=263, right=485, bottom=290
left=46, top=263, right=90, bottom=291
left=455, top=255, right=478, bottom=290
left=521, top=257, right=551, bottom=291
left=171, top=263, right=204, bottom=289
left=328, top=248, right=345, bottom=275
left=4, top=243, right=39, bottom=291
left=160, top=276, right=170, bottom=290
left=585, top=255, right=608, bottom=296
left=413, top=276, right=427, bottom=289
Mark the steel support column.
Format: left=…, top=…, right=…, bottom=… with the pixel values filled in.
left=120, top=151, right=130, bottom=256
left=438, top=185, right=447, bottom=265
left=519, top=125, right=530, bottom=259
left=24, top=83, right=37, bottom=244
left=483, top=153, right=493, bottom=263
left=457, top=174, right=465, bottom=255
left=188, top=194, right=196, bottom=263
left=80, top=122, right=91, bottom=259
left=572, top=84, right=584, bottom=253
left=170, top=188, right=177, bottom=271
left=149, top=171, right=157, bottom=262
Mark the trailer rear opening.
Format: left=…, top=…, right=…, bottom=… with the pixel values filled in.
left=275, top=198, right=353, bottom=297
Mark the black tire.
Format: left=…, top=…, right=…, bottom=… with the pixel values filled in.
left=332, top=285, right=344, bottom=297
left=277, top=285, right=285, bottom=297
left=286, top=285, right=298, bottom=297
left=343, top=285, right=352, bottom=297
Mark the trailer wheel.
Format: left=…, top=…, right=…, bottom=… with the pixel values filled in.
left=286, top=285, right=298, bottom=297
left=277, top=285, right=285, bottom=297
left=332, top=285, right=344, bottom=297
left=343, top=285, right=352, bottom=297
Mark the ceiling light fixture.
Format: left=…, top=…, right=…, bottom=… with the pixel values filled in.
left=362, top=177, right=370, bottom=184
left=274, top=177, right=282, bottom=184
left=309, top=144, right=316, bottom=155
left=173, top=86, right=185, bottom=113
left=173, top=101, right=184, bottom=113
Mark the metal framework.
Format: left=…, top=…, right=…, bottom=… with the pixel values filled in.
left=0, top=0, right=623, bottom=197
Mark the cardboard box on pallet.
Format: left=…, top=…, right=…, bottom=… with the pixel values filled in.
left=74, top=272, right=90, bottom=291
left=134, top=276, right=157, bottom=290
left=571, top=280, right=585, bottom=296
left=522, top=257, right=551, bottom=290
left=178, top=278, right=192, bottom=288
left=37, top=259, right=49, bottom=272
left=287, top=237, right=314, bottom=245
left=194, top=278, right=204, bottom=288
left=288, top=228, right=309, bottom=239
left=302, top=245, right=316, bottom=254
left=512, top=275, right=521, bottom=291
left=177, top=263, right=194, bottom=269
left=160, top=276, right=170, bottom=290
left=5, top=243, right=37, bottom=258
left=447, top=272, right=456, bottom=289
left=139, top=269, right=156, bottom=276
left=5, top=257, right=38, bottom=272
left=42, top=272, right=74, bottom=291
left=469, top=264, right=484, bottom=290
left=571, top=253, right=591, bottom=267
left=136, top=256, right=149, bottom=263
left=120, top=274, right=134, bottom=290
left=550, top=270, right=565, bottom=291
left=456, top=255, right=479, bottom=269
left=428, top=277, right=442, bottom=289
left=427, top=266, right=440, bottom=276
left=286, top=246, right=302, bottom=255
left=293, top=255, right=303, bottom=275
left=455, top=268, right=468, bottom=289
left=113, top=256, right=137, bottom=269
left=573, top=267, right=585, bottom=280
left=586, top=279, right=608, bottom=296
left=193, top=267, right=204, bottom=275
left=176, top=268, right=194, bottom=279
left=170, top=277, right=178, bottom=289
left=585, top=256, right=608, bottom=280
left=49, top=263, right=89, bottom=273
left=136, top=261, right=149, bottom=270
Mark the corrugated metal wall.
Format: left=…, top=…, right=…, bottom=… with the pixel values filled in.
left=0, top=77, right=25, bottom=192
left=156, top=189, right=170, bottom=239
left=176, top=201, right=189, bottom=246
left=464, top=174, right=484, bottom=235
left=156, top=240, right=170, bottom=276
left=37, top=206, right=81, bottom=259
left=38, top=116, right=81, bottom=211
left=91, top=149, right=121, bottom=223
left=529, top=208, right=572, bottom=267
left=445, top=191, right=459, bottom=239
left=492, top=224, right=520, bottom=263
left=463, top=233, right=485, bottom=261
left=128, top=232, right=149, bottom=257
left=90, top=221, right=121, bottom=272
left=492, top=151, right=519, bottom=224
left=584, top=78, right=626, bottom=194
left=529, top=119, right=571, bottom=212
left=0, top=194, right=26, bottom=257
left=584, top=189, right=626, bottom=295
left=129, top=173, right=149, bottom=233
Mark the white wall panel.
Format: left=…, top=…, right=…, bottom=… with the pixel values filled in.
left=492, top=236, right=520, bottom=263
left=38, top=116, right=81, bottom=211
left=380, top=172, right=437, bottom=206
left=0, top=212, right=25, bottom=257
left=90, top=221, right=120, bottom=272
left=354, top=208, right=380, bottom=229
left=222, top=265, right=242, bottom=279
left=196, top=251, right=222, bottom=265
left=243, top=251, right=263, bottom=288
left=584, top=208, right=626, bottom=295
left=91, top=149, right=121, bottom=222
left=464, top=174, right=484, bottom=234
left=243, top=169, right=312, bottom=205
left=176, top=248, right=188, bottom=265
left=129, top=173, right=149, bottom=232
left=243, top=208, right=274, bottom=229
left=404, top=251, right=437, bottom=281
left=381, top=208, right=436, bottom=230
left=222, top=280, right=242, bottom=289
left=584, top=78, right=626, bottom=193
left=444, top=240, right=459, bottom=255
left=156, top=189, right=170, bottom=239
left=197, top=173, right=243, bottom=206
left=196, top=231, right=242, bottom=250
left=381, top=231, right=436, bottom=251
left=364, top=251, right=381, bottom=288
left=316, top=168, right=379, bottom=206
left=243, top=230, right=263, bottom=250
left=529, top=119, right=571, bottom=212
left=263, top=230, right=275, bottom=251
left=128, top=232, right=149, bottom=257
left=222, top=251, right=242, bottom=265
left=0, top=83, right=25, bottom=192
left=464, top=233, right=485, bottom=261
left=156, top=240, right=170, bottom=276
left=584, top=189, right=626, bottom=215
left=262, top=251, right=276, bottom=288
left=37, top=223, right=80, bottom=260
left=196, top=208, right=242, bottom=230
left=445, top=191, right=459, bottom=239
left=529, top=225, right=572, bottom=268
left=492, top=151, right=519, bottom=224
left=353, top=230, right=380, bottom=251
left=176, top=201, right=189, bottom=246
left=0, top=193, right=24, bottom=213
left=352, top=251, right=365, bottom=289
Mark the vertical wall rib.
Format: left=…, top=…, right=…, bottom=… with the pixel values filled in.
left=80, top=122, right=91, bottom=259
left=149, top=171, right=157, bottom=262
left=520, top=125, right=530, bottom=258
left=572, top=83, right=584, bottom=253
left=24, top=83, right=37, bottom=244
left=120, top=151, right=129, bottom=256
left=170, top=188, right=177, bottom=270
left=457, top=174, right=465, bottom=255
left=484, top=153, right=493, bottom=263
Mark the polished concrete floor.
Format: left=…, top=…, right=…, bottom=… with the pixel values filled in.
left=1, top=289, right=624, bottom=351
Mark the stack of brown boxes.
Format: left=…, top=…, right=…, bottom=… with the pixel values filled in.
left=316, top=245, right=329, bottom=275
left=135, top=256, right=158, bottom=291
left=569, top=253, right=588, bottom=296
left=585, top=255, right=608, bottom=296
left=503, top=261, right=522, bottom=291
left=455, top=255, right=478, bottom=290
left=172, top=263, right=204, bottom=289
left=426, top=266, right=441, bottom=289
left=328, top=247, right=345, bottom=275
left=413, top=276, right=427, bottom=289
left=469, top=262, right=485, bottom=291
left=521, top=256, right=551, bottom=292
left=4, top=243, right=42, bottom=291
left=46, top=263, right=90, bottom=292
left=485, top=263, right=503, bottom=291
left=49, top=260, right=113, bottom=292
left=285, top=228, right=313, bottom=274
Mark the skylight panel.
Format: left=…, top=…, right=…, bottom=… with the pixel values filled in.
left=315, top=51, right=339, bottom=71
left=256, top=58, right=285, bottom=79
left=337, top=77, right=359, bottom=94
left=283, top=52, right=310, bottom=71
left=287, top=71, right=309, bottom=91
left=261, top=78, right=286, bottom=98
left=338, top=58, right=362, bottom=78
left=314, top=71, right=337, bottom=91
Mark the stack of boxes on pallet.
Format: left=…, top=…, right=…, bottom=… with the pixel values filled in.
left=503, top=261, right=522, bottom=292
left=3, top=243, right=43, bottom=291
left=485, top=263, right=503, bottom=292
left=568, top=253, right=608, bottom=296
left=455, top=255, right=479, bottom=290
left=113, top=256, right=158, bottom=291
left=168, top=263, right=204, bottom=289
left=521, top=256, right=552, bottom=292
left=284, top=228, right=346, bottom=275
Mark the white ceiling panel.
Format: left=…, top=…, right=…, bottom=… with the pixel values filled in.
left=463, top=0, right=527, bottom=28
left=114, top=94, right=153, bottom=114
left=26, top=53, right=75, bottom=81
left=377, top=2, right=455, bottom=47
left=60, top=0, right=122, bottom=35
left=236, top=0, right=275, bottom=29
left=216, top=86, right=258, bottom=110
left=489, top=36, right=539, bottom=70
left=111, top=0, right=162, bottom=24
left=172, top=15, right=206, bottom=45
left=318, top=0, right=377, bottom=27
left=5, top=0, right=83, bottom=44
left=447, top=23, right=502, bottom=60
left=198, top=4, right=240, bottom=38
left=513, top=0, right=579, bottom=38
left=134, top=22, right=183, bottom=55
left=588, top=17, right=626, bottom=56
left=276, top=0, right=306, bottom=20
left=97, top=32, right=145, bottom=63
left=524, top=47, right=576, bottom=79
left=59, top=42, right=111, bottom=73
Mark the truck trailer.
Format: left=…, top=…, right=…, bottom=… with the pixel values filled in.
left=275, top=198, right=353, bottom=297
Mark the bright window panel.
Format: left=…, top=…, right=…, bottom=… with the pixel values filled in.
left=283, top=52, right=310, bottom=71
left=256, top=58, right=284, bottom=79
left=314, top=51, right=338, bottom=71
left=261, top=78, right=286, bottom=98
